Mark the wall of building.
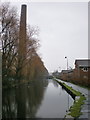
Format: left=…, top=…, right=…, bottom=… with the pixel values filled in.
left=73, top=67, right=90, bottom=86
left=60, top=68, right=90, bottom=86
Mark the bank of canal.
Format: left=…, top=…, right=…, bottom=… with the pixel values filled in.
left=54, top=78, right=86, bottom=119
left=55, top=78, right=89, bottom=119
left=3, top=78, right=74, bottom=118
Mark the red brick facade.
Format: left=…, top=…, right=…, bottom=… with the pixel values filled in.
left=60, top=59, right=90, bottom=86
left=73, top=67, right=90, bottom=85
left=73, top=60, right=90, bottom=86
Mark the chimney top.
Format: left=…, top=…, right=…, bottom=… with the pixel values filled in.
left=22, top=4, right=27, bottom=7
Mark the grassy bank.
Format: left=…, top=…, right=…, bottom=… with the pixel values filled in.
left=68, top=95, right=86, bottom=118
left=54, top=79, right=86, bottom=118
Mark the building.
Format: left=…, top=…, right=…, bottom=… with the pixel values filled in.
left=59, top=59, right=90, bottom=86
left=74, top=59, right=90, bottom=86
left=60, top=69, right=73, bottom=81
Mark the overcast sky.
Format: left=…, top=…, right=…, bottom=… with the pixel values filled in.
left=2, top=2, right=88, bottom=72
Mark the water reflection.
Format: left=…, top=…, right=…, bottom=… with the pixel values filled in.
left=2, top=78, right=48, bottom=118
left=52, top=79, right=59, bottom=88
left=2, top=78, right=74, bottom=118
left=36, top=79, right=74, bottom=118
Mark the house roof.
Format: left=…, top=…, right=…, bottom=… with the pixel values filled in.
left=75, top=59, right=90, bottom=67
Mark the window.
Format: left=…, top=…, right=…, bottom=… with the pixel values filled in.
left=82, top=67, right=88, bottom=72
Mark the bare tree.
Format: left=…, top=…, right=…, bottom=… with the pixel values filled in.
left=1, top=3, right=47, bottom=87
left=0, top=3, right=19, bottom=84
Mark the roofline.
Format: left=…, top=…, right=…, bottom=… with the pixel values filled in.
left=79, top=66, right=90, bottom=68
left=75, top=59, right=90, bottom=64
left=75, top=59, right=90, bottom=61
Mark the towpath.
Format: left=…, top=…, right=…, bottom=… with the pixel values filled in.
left=56, top=78, right=90, bottom=119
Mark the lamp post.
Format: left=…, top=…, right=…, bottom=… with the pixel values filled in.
left=58, top=67, right=61, bottom=72
left=65, top=56, right=69, bottom=110
left=65, top=56, right=68, bottom=81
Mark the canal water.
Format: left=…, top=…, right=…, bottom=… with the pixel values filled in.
left=2, top=78, right=74, bottom=118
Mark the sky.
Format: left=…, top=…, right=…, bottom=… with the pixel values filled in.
left=1, top=1, right=88, bottom=73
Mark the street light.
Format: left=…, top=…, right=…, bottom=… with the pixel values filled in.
left=65, top=56, right=68, bottom=81
left=58, top=67, right=61, bottom=72
left=65, top=56, right=69, bottom=111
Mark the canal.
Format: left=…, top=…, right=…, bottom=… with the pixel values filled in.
left=2, top=78, right=74, bottom=118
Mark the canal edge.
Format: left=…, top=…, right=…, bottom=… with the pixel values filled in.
left=53, top=78, right=86, bottom=119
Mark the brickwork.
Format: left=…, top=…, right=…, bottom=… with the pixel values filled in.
left=18, top=5, right=27, bottom=78
left=60, top=60, right=90, bottom=86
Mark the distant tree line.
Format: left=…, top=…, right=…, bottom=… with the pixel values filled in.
left=0, top=3, right=48, bottom=88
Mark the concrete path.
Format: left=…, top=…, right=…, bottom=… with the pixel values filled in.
left=0, top=74, right=2, bottom=120
left=0, top=55, right=2, bottom=120
left=56, top=78, right=90, bottom=119
left=0, top=76, right=2, bottom=120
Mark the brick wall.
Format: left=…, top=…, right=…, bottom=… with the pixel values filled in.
left=60, top=68, right=90, bottom=86
left=74, top=67, right=90, bottom=85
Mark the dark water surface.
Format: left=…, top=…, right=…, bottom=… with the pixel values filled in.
left=2, top=78, right=74, bottom=118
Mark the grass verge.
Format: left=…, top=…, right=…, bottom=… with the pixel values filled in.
left=68, top=95, right=86, bottom=117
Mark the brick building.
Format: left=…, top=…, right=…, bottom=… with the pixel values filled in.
left=73, top=59, right=90, bottom=86
left=60, top=69, right=73, bottom=81
left=60, top=59, right=90, bottom=86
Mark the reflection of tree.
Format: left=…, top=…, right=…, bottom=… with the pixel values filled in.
left=16, top=85, right=26, bottom=118
left=26, top=78, right=48, bottom=118
left=2, top=89, right=17, bottom=118
left=2, top=78, right=48, bottom=118
left=52, top=80, right=59, bottom=88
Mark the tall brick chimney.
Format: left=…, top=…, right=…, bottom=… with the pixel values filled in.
left=18, top=5, right=27, bottom=78
left=19, top=4, right=27, bottom=59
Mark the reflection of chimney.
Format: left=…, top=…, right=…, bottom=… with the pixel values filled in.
left=19, top=4, right=27, bottom=60
left=18, top=5, right=27, bottom=78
